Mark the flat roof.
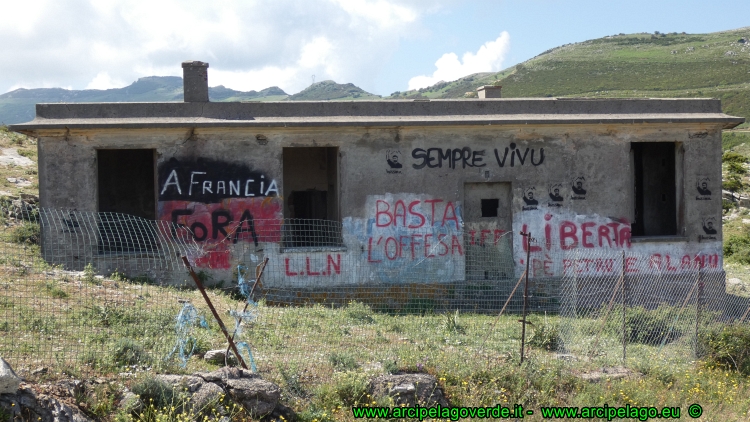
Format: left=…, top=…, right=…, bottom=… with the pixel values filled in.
left=9, top=98, right=745, bottom=132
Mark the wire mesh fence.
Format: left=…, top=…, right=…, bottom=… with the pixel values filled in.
left=0, top=204, right=748, bottom=380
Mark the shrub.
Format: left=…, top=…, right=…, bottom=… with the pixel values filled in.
left=10, top=222, right=40, bottom=244
left=628, top=306, right=682, bottom=345
left=111, top=338, right=150, bottom=366
left=130, top=376, right=179, bottom=410
left=328, top=352, right=359, bottom=371
left=345, top=301, right=374, bottom=323
left=605, top=305, right=682, bottom=346
left=722, top=151, right=748, bottom=164
left=724, top=227, right=750, bottom=264
left=699, top=324, right=750, bottom=375
left=528, top=318, right=560, bottom=351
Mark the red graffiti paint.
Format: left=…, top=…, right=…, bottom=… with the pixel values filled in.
left=374, top=198, right=460, bottom=228
left=159, top=197, right=283, bottom=244
left=194, top=249, right=231, bottom=269
left=284, top=254, right=342, bottom=277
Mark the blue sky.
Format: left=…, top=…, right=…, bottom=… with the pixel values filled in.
left=1, top=0, right=749, bottom=96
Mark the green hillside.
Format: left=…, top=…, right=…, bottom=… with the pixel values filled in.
left=398, top=27, right=750, bottom=124
left=287, top=80, right=381, bottom=101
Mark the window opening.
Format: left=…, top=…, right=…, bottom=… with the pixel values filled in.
left=97, top=149, right=157, bottom=253
left=632, top=142, right=677, bottom=236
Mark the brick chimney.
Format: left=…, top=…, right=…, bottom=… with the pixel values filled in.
left=476, top=85, right=502, bottom=99
left=182, top=61, right=209, bottom=102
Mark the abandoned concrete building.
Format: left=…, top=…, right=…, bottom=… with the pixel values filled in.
left=9, top=61, right=745, bottom=301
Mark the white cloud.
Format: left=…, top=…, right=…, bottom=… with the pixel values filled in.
left=85, top=72, right=125, bottom=90
left=408, top=31, right=511, bottom=90
left=0, top=0, right=450, bottom=95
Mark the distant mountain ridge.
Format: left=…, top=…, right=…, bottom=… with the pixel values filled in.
left=0, top=76, right=290, bottom=124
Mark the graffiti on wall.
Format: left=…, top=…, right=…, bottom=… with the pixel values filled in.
left=696, top=177, right=712, bottom=200
left=157, top=158, right=283, bottom=269
left=411, top=143, right=544, bottom=170
left=158, top=158, right=279, bottom=202
left=515, top=212, right=721, bottom=277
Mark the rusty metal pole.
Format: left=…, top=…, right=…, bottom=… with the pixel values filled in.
left=520, top=231, right=531, bottom=365
left=182, top=256, right=248, bottom=370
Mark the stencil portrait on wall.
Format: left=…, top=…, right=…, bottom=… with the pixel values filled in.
left=522, top=187, right=539, bottom=211
left=547, top=183, right=563, bottom=207
left=702, top=217, right=717, bottom=235
left=385, top=149, right=403, bottom=174
left=571, top=176, right=586, bottom=200
left=696, top=177, right=712, bottom=200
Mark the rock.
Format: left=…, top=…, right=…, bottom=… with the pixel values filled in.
left=0, top=358, right=21, bottom=394
left=32, top=367, right=48, bottom=376
left=155, top=374, right=204, bottom=393
left=153, top=367, right=281, bottom=417
left=0, top=385, right=93, bottom=422
left=204, top=349, right=228, bottom=363
left=579, top=366, right=636, bottom=382
left=120, top=391, right=142, bottom=413
left=225, top=377, right=280, bottom=416
left=370, top=373, right=449, bottom=407
left=204, top=349, right=239, bottom=365
left=190, top=382, right=224, bottom=411
left=0, top=149, right=34, bottom=167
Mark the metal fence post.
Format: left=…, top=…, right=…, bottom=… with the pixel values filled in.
left=520, top=231, right=531, bottom=365
left=622, top=250, right=627, bottom=365
left=695, top=263, right=703, bottom=358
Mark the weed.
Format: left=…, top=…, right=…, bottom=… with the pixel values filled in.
left=10, top=222, right=39, bottom=244
left=82, top=263, right=99, bottom=285
left=44, top=280, right=68, bottom=299
left=527, top=317, right=560, bottom=351
left=279, top=363, right=307, bottom=397
left=442, top=310, right=465, bottom=334
left=130, top=376, right=179, bottom=410
left=328, top=351, right=359, bottom=371
left=345, top=301, right=374, bottom=323
left=112, top=338, right=150, bottom=366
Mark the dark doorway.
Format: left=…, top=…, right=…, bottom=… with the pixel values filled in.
left=97, top=149, right=157, bottom=253
left=632, top=142, right=677, bottom=236
left=282, top=147, right=341, bottom=247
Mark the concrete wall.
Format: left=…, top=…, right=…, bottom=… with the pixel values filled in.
left=36, top=122, right=725, bottom=286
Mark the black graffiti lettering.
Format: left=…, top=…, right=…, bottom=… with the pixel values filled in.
left=494, top=148, right=510, bottom=167
left=450, top=149, right=462, bottom=169
left=191, top=222, right=208, bottom=241
left=516, top=148, right=530, bottom=165
left=461, top=147, right=472, bottom=168
left=233, top=209, right=259, bottom=246
left=411, top=148, right=428, bottom=169
left=413, top=145, right=543, bottom=170
left=212, top=210, right=231, bottom=240
left=471, top=150, right=486, bottom=167
left=531, top=148, right=545, bottom=166
left=171, top=209, right=193, bottom=239
left=435, top=148, right=450, bottom=168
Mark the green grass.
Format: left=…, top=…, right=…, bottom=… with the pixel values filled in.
left=397, top=28, right=750, bottom=122
left=2, top=259, right=750, bottom=419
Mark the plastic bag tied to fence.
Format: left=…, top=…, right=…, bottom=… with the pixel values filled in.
left=167, top=302, right=208, bottom=368
left=229, top=264, right=258, bottom=372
